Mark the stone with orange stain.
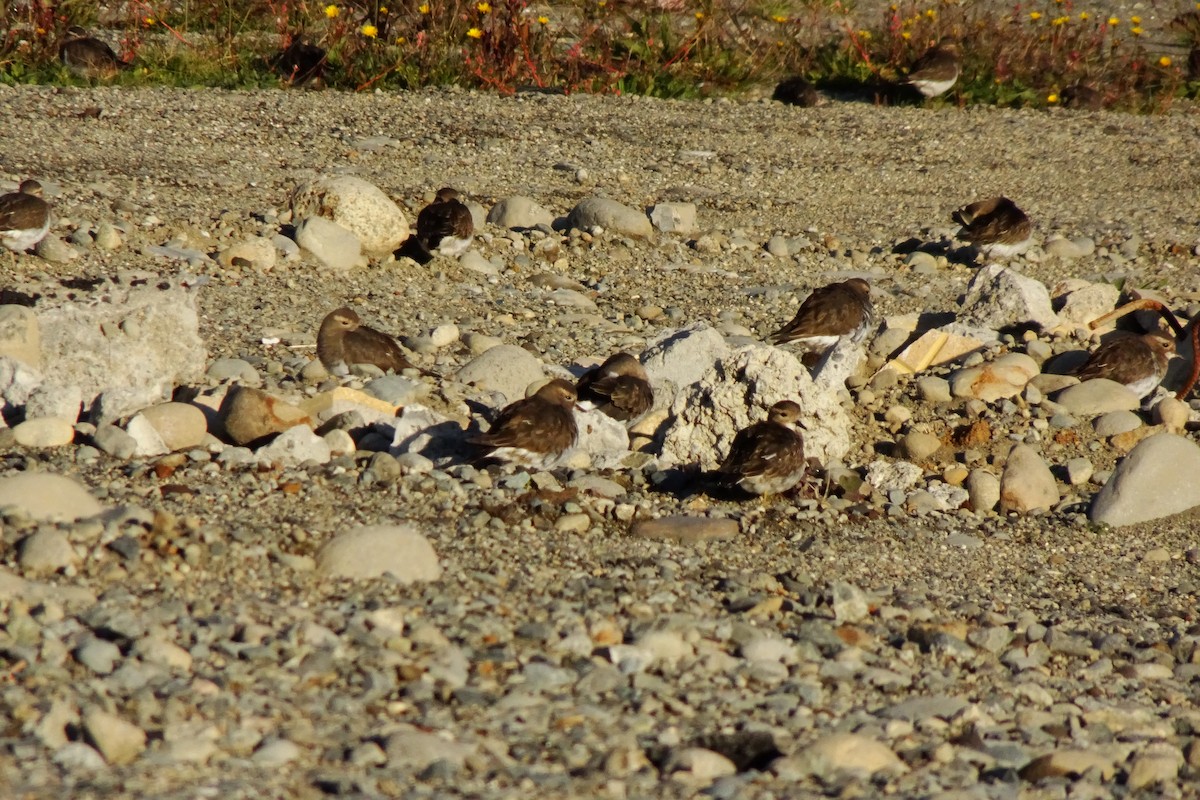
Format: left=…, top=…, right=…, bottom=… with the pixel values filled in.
left=999, top=444, right=1059, bottom=514
left=219, top=385, right=312, bottom=446
left=950, top=353, right=1039, bottom=402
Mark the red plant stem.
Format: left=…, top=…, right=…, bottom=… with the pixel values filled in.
left=129, top=0, right=191, bottom=46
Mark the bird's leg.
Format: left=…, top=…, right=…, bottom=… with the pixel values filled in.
left=1175, top=320, right=1200, bottom=401
left=1088, top=298, right=1186, bottom=338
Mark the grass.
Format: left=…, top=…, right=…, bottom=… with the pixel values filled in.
left=2, top=0, right=1199, bottom=111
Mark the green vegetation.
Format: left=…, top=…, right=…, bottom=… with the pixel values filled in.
left=2, top=0, right=1198, bottom=111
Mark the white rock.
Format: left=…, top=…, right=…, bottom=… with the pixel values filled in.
left=1054, top=379, right=1140, bottom=417
left=1043, top=236, right=1095, bottom=260
left=831, top=581, right=870, bottom=622
left=386, top=404, right=468, bottom=463
left=290, top=175, right=409, bottom=255
left=0, top=356, right=41, bottom=407
left=775, top=733, right=907, bottom=780
left=426, top=323, right=459, bottom=349
left=1090, top=433, right=1200, bottom=527
left=0, top=473, right=104, bottom=521
left=566, top=196, right=653, bottom=238
left=1053, top=280, right=1119, bottom=328
left=294, top=216, right=365, bottom=272
left=999, top=444, right=1059, bottom=513
left=641, top=323, right=732, bottom=401
left=866, top=459, right=924, bottom=494
left=252, top=738, right=302, bottom=766
left=0, top=304, right=41, bottom=367
left=1127, top=745, right=1182, bottom=790
left=574, top=407, right=631, bottom=469
left=82, top=709, right=146, bottom=765
left=316, top=524, right=441, bottom=582
left=124, top=413, right=169, bottom=457
left=649, top=202, right=698, bottom=235
left=486, top=195, right=555, bottom=229
left=12, top=417, right=74, bottom=447
left=950, top=353, right=1040, bottom=402
left=323, top=428, right=356, bottom=456
left=666, top=748, right=737, bottom=781
left=959, top=264, right=1059, bottom=332
left=139, top=402, right=208, bottom=451
left=53, top=742, right=106, bottom=772
left=384, top=725, right=476, bottom=770
left=1093, top=409, right=1142, bottom=436
left=636, top=629, right=695, bottom=666
left=1153, top=396, right=1190, bottom=431
left=24, top=384, right=83, bottom=421
left=18, top=529, right=77, bottom=574
left=454, top=344, right=545, bottom=404
left=218, top=237, right=277, bottom=271
left=135, top=636, right=194, bottom=671
left=256, top=424, right=331, bottom=466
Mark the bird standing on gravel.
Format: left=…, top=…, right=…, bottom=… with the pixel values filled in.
left=59, top=27, right=129, bottom=79
left=469, top=379, right=580, bottom=469
left=0, top=179, right=51, bottom=261
left=769, top=278, right=875, bottom=352
left=416, top=188, right=475, bottom=258
left=1075, top=332, right=1178, bottom=399
left=905, top=38, right=961, bottom=99
left=712, top=400, right=808, bottom=496
left=952, top=196, right=1032, bottom=259
left=575, top=352, right=654, bottom=423
left=317, top=307, right=434, bottom=377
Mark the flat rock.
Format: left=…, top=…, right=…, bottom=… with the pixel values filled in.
left=82, top=709, right=146, bottom=766
left=256, top=424, right=332, bottom=466
left=1093, top=409, right=1142, bottom=436
left=1020, top=749, right=1115, bottom=781
left=1054, top=379, right=1139, bottom=417
left=649, top=202, right=697, bottom=235
left=454, top=344, right=544, bottom=405
left=1000, top=444, right=1059, bottom=514
left=631, top=517, right=739, bottom=543
left=0, top=473, right=104, bottom=521
left=294, top=215, right=365, bottom=272
left=316, top=524, right=442, bottom=582
left=774, top=734, right=906, bottom=780
left=1090, top=433, right=1200, bottom=527
left=959, top=264, right=1059, bottom=332
left=486, top=195, right=555, bottom=229
left=566, top=196, right=653, bottom=238
left=290, top=175, right=409, bottom=255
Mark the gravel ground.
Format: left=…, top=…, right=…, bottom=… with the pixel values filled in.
left=2, top=84, right=1200, bottom=798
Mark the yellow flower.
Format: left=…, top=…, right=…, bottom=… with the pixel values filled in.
left=858, top=29, right=872, bottom=40
left=1030, top=11, right=1042, bottom=20
left=1047, top=93, right=1059, bottom=103
left=537, top=15, right=549, bottom=24
left=1131, top=26, right=1143, bottom=35
left=467, top=27, right=483, bottom=38
left=1107, top=16, right=1119, bottom=25
left=380, top=6, right=387, bottom=13
left=695, top=11, right=704, bottom=20
left=1079, top=11, right=1089, bottom=20
left=477, top=2, right=490, bottom=12
left=1160, top=56, right=1173, bottom=67
left=144, top=16, right=155, bottom=25
left=924, top=9, right=935, bottom=18
left=361, top=23, right=377, bottom=37
left=1130, top=16, right=1141, bottom=24
left=1052, top=16, right=1068, bottom=25
left=419, top=3, right=430, bottom=13
left=772, top=14, right=787, bottom=23
left=901, top=30, right=911, bottom=39
left=324, top=4, right=338, bottom=18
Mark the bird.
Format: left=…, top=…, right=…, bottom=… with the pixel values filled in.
left=769, top=278, right=875, bottom=351
left=468, top=379, right=579, bottom=469
left=575, top=352, right=654, bottom=423
left=905, top=38, right=961, bottom=99
left=415, top=188, right=474, bottom=258
left=58, top=27, right=128, bottom=79
left=0, top=180, right=51, bottom=259
left=951, top=196, right=1033, bottom=259
left=1075, top=332, right=1178, bottom=399
left=273, top=36, right=326, bottom=87
left=1060, top=83, right=1104, bottom=111
left=712, top=401, right=808, bottom=496
left=316, top=307, right=434, bottom=377
left=772, top=76, right=822, bottom=107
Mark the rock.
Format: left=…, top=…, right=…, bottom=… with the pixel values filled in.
left=665, top=748, right=737, bottom=782
left=25, top=275, right=207, bottom=424
left=1043, top=236, right=1096, bottom=260
left=1093, top=409, right=1141, bottom=436
left=831, top=581, right=869, bottom=622
left=12, top=417, right=74, bottom=447
left=252, top=738, right=302, bottom=766
left=290, top=175, right=409, bottom=255
left=363, top=375, right=428, bottom=406
left=1126, top=745, right=1182, bottom=790
left=256, top=425, right=332, bottom=466
left=458, top=251, right=499, bottom=275
left=950, top=353, right=1040, bottom=401
left=486, top=195, right=555, bottom=229
left=316, top=524, right=441, bottom=582
left=207, top=357, right=261, bottom=385
left=641, top=324, right=732, bottom=398
left=565, top=196, right=653, bottom=238
left=134, top=636, right=193, bottom=671
left=25, top=384, right=82, bottom=421
left=75, top=638, right=121, bottom=675
left=0, top=304, right=40, bottom=368
left=323, top=428, right=355, bottom=456
left=866, top=459, right=924, bottom=494
left=574, top=407, right=631, bottom=468
left=384, top=724, right=476, bottom=770
left=649, top=202, right=697, bottom=235
left=1019, top=749, right=1114, bottom=781
left=659, top=343, right=853, bottom=468
left=218, top=237, right=276, bottom=270
left=1090, top=433, right=1200, bottom=527
left=454, top=345, right=545, bottom=404
left=387, top=404, right=469, bottom=463
left=883, top=328, right=989, bottom=375
left=294, top=215, right=365, bottom=272
left=93, top=424, right=137, bottom=459
left=1153, top=396, right=1189, bottom=431
left=0, top=473, right=104, bottom=521
left=916, top=376, right=952, bottom=402
left=631, top=517, right=739, bottom=543
left=1053, top=379, right=1140, bottom=417
left=774, top=734, right=906, bottom=780
left=1054, top=280, right=1119, bottom=328
left=1065, top=457, right=1094, bottom=486
left=53, top=742, right=106, bottom=772
left=135, top=402, right=208, bottom=452
left=34, top=236, right=79, bottom=263
left=999, top=445, right=1059, bottom=514
left=94, top=221, right=121, bottom=251
left=220, top=386, right=312, bottom=446
left=18, top=529, right=77, bottom=574
left=301, top=386, right=399, bottom=426
left=901, top=431, right=941, bottom=461
left=959, top=264, right=1059, bottom=332
left=82, top=709, right=146, bottom=766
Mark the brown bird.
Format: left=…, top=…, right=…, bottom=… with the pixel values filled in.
left=906, top=38, right=961, bottom=99
left=273, top=36, right=326, bottom=87
left=713, top=401, right=807, bottom=496
left=575, top=353, right=654, bottom=423
left=0, top=180, right=51, bottom=258
left=772, top=76, right=822, bottom=108
left=1060, top=82, right=1105, bottom=111
left=1075, top=332, right=1177, bottom=399
left=59, top=28, right=128, bottom=79
left=952, top=196, right=1033, bottom=259
left=770, top=278, right=875, bottom=350
left=316, top=307, right=434, bottom=377
left=416, top=188, right=474, bottom=258
left=469, top=379, right=579, bottom=469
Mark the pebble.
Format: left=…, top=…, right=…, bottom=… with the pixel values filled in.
left=92, top=424, right=138, bottom=459
left=901, top=430, right=941, bottom=461
left=218, top=237, right=276, bottom=270
left=12, top=417, right=75, bottom=447
left=1092, top=409, right=1141, bottom=436
left=74, top=638, right=122, bottom=675
left=454, top=344, right=545, bottom=404
left=252, top=738, right=303, bottom=766
left=294, top=215, right=365, bottom=272
left=316, top=524, right=442, bottom=582
left=82, top=709, right=147, bottom=766
left=1090, top=433, right=1200, bottom=527
left=94, top=221, right=122, bottom=250
left=566, top=196, right=652, bottom=238
left=0, top=473, right=104, bottom=521
left=256, top=424, right=331, bottom=466
left=486, top=195, right=555, bottom=229
left=138, top=401, right=209, bottom=451
left=1065, top=457, right=1094, bottom=486
left=999, top=445, right=1058, bottom=513
left=207, top=357, right=262, bottom=385
left=916, top=376, right=951, bottom=403
left=221, top=386, right=311, bottom=446
left=1020, top=749, right=1114, bottom=781
left=775, top=734, right=906, bottom=780
left=18, top=529, right=77, bottom=574
left=631, top=517, right=739, bottom=543
left=648, top=202, right=697, bottom=235
left=1153, top=396, right=1189, bottom=430
left=950, top=353, right=1039, bottom=402
left=1054, top=379, right=1139, bottom=416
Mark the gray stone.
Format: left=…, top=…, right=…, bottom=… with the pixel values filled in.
left=93, top=424, right=137, bottom=459
left=252, top=738, right=302, bottom=766
left=959, top=264, right=1059, bottom=331
left=384, top=724, right=476, bottom=770
left=294, top=215, right=365, bottom=272
left=0, top=305, right=40, bottom=368
left=774, top=734, right=906, bottom=780
left=18, top=529, right=77, bottom=574
left=364, top=375, right=429, bottom=406
left=916, top=376, right=952, bottom=403
left=0, top=473, right=104, bottom=521
left=24, top=384, right=83, bottom=421
left=12, top=417, right=74, bottom=447
left=1000, top=445, right=1059, bottom=513
left=256, top=425, right=331, bottom=466
left=831, top=581, right=869, bottom=622
left=1065, top=457, right=1094, bottom=486
left=901, top=431, right=941, bottom=461
left=1093, top=409, right=1142, bottom=436
left=1054, top=378, right=1139, bottom=417
left=75, top=638, right=122, bottom=675
left=290, top=175, right=409, bottom=255
left=316, top=524, right=442, bottom=582
left=565, top=196, right=653, bottom=238
left=648, top=202, right=697, bottom=235
left=454, top=345, right=545, bottom=405
left=82, top=709, right=146, bottom=765
left=1090, top=433, right=1200, bottom=527
left=631, top=517, right=739, bottom=543
left=207, top=357, right=261, bottom=385
left=486, top=195, right=555, bottom=229
left=641, top=323, right=732, bottom=400
left=880, top=695, right=969, bottom=721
